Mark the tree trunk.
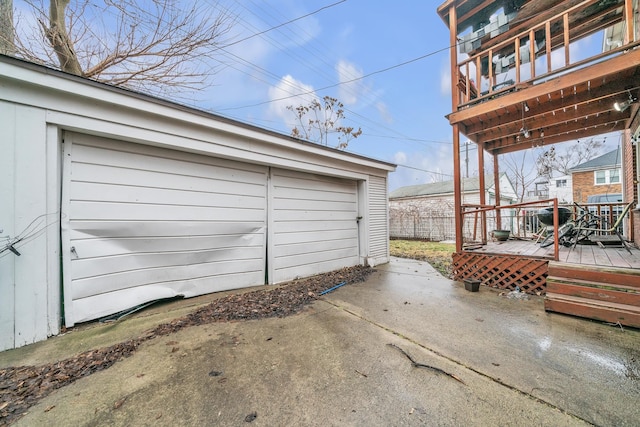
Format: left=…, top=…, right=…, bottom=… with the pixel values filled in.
left=0, top=0, right=14, bottom=55
left=47, top=0, right=82, bottom=75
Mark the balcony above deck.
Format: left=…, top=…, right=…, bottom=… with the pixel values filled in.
left=438, top=0, right=640, bottom=155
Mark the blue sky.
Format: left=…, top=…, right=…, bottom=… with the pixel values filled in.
left=197, top=0, right=457, bottom=190
left=13, top=0, right=623, bottom=191
left=199, top=0, right=624, bottom=191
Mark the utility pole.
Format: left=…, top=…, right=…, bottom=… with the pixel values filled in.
left=465, top=140, right=470, bottom=178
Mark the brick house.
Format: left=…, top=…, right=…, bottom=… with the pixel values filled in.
left=569, top=149, right=622, bottom=204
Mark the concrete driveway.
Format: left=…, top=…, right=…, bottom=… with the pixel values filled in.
left=2, top=257, right=639, bottom=426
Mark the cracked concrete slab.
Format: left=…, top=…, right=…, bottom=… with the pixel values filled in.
left=3, top=257, right=639, bottom=426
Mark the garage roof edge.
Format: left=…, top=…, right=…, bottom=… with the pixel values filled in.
left=0, top=55, right=396, bottom=172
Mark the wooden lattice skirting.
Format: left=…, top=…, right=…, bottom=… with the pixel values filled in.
left=452, top=252, right=549, bottom=294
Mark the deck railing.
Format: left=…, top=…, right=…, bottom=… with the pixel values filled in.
left=455, top=0, right=639, bottom=107
left=459, top=199, right=632, bottom=261
left=462, top=199, right=563, bottom=260
left=389, top=200, right=632, bottom=255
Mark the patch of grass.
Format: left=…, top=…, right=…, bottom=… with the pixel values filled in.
left=389, top=239, right=455, bottom=278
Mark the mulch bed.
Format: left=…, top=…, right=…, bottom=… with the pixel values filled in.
left=0, top=265, right=373, bottom=426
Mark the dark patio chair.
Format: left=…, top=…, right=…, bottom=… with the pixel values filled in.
left=573, top=202, right=635, bottom=254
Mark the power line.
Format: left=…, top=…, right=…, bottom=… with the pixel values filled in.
left=86, top=2, right=487, bottom=151
left=217, top=2, right=392, bottom=122
left=94, top=1, right=458, bottom=149
left=218, top=0, right=346, bottom=51
left=215, top=5, right=578, bottom=114
left=219, top=45, right=451, bottom=111
left=394, top=163, right=454, bottom=177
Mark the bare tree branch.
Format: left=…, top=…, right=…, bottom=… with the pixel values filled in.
left=287, top=96, right=362, bottom=150
left=536, top=138, right=605, bottom=178
left=11, top=0, right=235, bottom=97
left=503, top=152, right=538, bottom=204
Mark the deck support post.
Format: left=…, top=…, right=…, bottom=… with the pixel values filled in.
left=624, top=0, right=634, bottom=44
left=478, top=142, right=486, bottom=244
left=453, top=127, right=463, bottom=253
left=448, top=5, right=463, bottom=253
left=493, top=151, right=502, bottom=231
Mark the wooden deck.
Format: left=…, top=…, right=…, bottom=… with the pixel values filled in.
left=454, top=238, right=640, bottom=327
left=464, top=239, right=640, bottom=269
left=545, top=263, right=640, bottom=328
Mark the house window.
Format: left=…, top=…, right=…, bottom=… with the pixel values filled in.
left=610, top=169, right=620, bottom=183
left=594, top=168, right=620, bottom=185
left=555, top=179, right=567, bottom=188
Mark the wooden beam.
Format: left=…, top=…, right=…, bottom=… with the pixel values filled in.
left=625, top=0, right=634, bottom=44
left=564, top=12, right=570, bottom=66
left=529, top=30, right=536, bottom=79
left=486, top=110, right=628, bottom=148
left=450, top=5, right=459, bottom=112
left=453, top=125, right=463, bottom=253
left=456, top=0, right=496, bottom=31
left=478, top=142, right=486, bottom=244
left=546, top=21, right=552, bottom=73
left=450, top=6, right=463, bottom=253
left=475, top=100, right=629, bottom=143
left=448, top=48, right=640, bottom=124
left=493, top=152, right=501, bottom=230
left=515, top=37, right=521, bottom=83
left=491, top=121, right=627, bottom=155
left=464, top=78, right=636, bottom=136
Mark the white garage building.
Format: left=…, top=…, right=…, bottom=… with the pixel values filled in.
left=0, top=56, right=395, bottom=351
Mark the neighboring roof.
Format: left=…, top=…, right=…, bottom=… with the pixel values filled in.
left=390, top=175, right=498, bottom=199
left=569, top=149, right=622, bottom=172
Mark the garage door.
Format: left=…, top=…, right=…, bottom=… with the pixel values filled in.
left=62, top=133, right=268, bottom=325
left=270, top=168, right=359, bottom=283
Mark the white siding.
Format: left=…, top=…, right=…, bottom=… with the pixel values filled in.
left=270, top=169, right=359, bottom=283
left=1, top=56, right=395, bottom=350
left=0, top=103, right=57, bottom=350
left=368, top=175, right=389, bottom=264
left=62, top=133, right=268, bottom=325
left=549, top=175, right=573, bottom=203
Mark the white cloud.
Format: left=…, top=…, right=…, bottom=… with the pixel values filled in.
left=393, top=151, right=408, bottom=164
left=282, top=14, right=322, bottom=47
left=336, top=60, right=393, bottom=125
left=389, top=145, right=455, bottom=191
left=267, top=75, right=318, bottom=122
left=336, top=60, right=365, bottom=105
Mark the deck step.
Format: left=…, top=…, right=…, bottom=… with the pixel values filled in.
left=545, top=262, right=640, bottom=328
left=546, top=276, right=640, bottom=293
left=545, top=294, right=640, bottom=328
left=546, top=281, right=640, bottom=306
left=547, top=262, right=640, bottom=290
